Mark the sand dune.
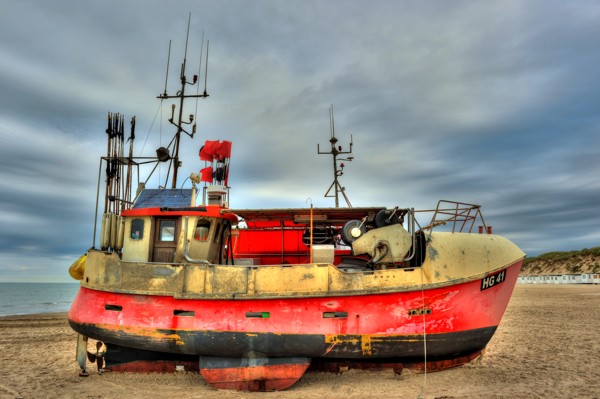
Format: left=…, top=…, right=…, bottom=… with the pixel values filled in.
left=1, top=284, right=599, bottom=399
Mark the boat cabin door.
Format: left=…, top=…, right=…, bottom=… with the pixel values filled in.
left=152, top=218, right=179, bottom=263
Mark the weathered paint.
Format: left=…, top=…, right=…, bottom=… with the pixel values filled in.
left=121, top=216, right=152, bottom=262
left=101, top=343, right=199, bottom=372
left=121, top=214, right=232, bottom=264
left=351, top=224, right=412, bottom=262
left=69, top=259, right=519, bottom=360
left=70, top=203, right=525, bottom=392
left=101, top=342, right=483, bottom=379
left=198, top=357, right=311, bottom=391
left=82, top=232, right=524, bottom=299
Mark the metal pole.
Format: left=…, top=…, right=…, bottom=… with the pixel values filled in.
left=93, top=158, right=104, bottom=248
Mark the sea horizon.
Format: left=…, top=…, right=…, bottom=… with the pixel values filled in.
left=0, top=282, right=80, bottom=316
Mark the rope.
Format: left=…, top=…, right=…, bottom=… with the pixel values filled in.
left=138, top=101, right=163, bottom=157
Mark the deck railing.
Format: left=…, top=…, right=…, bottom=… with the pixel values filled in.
left=416, top=200, right=487, bottom=233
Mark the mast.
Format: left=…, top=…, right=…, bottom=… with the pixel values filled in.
left=317, top=106, right=354, bottom=207
left=157, top=14, right=209, bottom=188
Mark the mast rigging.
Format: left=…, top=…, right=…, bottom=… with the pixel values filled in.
left=317, top=105, right=354, bottom=207
left=157, top=14, right=210, bottom=188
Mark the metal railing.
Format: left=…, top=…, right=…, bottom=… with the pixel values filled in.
left=417, top=200, right=487, bottom=233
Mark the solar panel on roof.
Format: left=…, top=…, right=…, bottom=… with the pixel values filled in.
left=133, top=189, right=193, bottom=209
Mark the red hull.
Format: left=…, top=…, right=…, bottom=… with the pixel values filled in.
left=69, top=260, right=521, bottom=360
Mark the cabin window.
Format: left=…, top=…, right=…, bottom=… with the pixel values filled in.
left=130, top=219, right=144, bottom=240
left=194, top=219, right=211, bottom=241
left=158, top=220, right=176, bottom=242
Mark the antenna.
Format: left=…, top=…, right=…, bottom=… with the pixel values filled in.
left=157, top=15, right=210, bottom=189
left=203, top=40, right=210, bottom=96
left=184, top=12, right=191, bottom=62
left=193, top=31, right=205, bottom=136
left=163, top=40, right=172, bottom=97
left=330, top=105, right=335, bottom=138
left=317, top=105, right=354, bottom=207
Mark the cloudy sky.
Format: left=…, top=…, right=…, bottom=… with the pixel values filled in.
left=1, top=1, right=599, bottom=282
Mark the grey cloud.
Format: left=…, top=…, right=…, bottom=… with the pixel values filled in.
left=1, top=0, right=600, bottom=281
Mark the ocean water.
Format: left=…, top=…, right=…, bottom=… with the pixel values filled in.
left=0, top=282, right=80, bottom=316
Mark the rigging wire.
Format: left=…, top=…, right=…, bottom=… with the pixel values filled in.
left=138, top=101, right=164, bottom=157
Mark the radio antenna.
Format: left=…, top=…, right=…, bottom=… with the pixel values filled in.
left=203, top=40, right=210, bottom=96
left=193, top=30, right=205, bottom=136
left=330, top=104, right=335, bottom=138
left=162, top=40, right=172, bottom=97
left=317, top=105, right=354, bottom=207
left=184, top=12, right=191, bottom=63
left=157, top=14, right=210, bottom=188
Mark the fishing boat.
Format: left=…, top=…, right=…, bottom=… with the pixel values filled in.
left=67, top=36, right=525, bottom=392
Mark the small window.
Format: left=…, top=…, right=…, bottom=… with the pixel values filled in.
left=194, top=219, right=211, bottom=241
left=131, top=219, right=144, bottom=240
left=159, top=220, right=176, bottom=242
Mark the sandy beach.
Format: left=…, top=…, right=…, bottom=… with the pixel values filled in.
left=1, top=284, right=599, bottom=399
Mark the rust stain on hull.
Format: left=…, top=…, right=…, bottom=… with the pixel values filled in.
left=101, top=323, right=185, bottom=346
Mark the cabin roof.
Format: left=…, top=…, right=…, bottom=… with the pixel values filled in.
left=223, top=207, right=387, bottom=224
left=133, top=189, right=193, bottom=209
